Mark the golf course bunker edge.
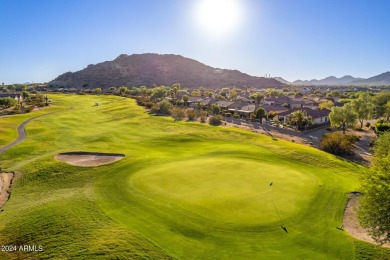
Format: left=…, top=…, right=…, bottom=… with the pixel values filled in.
left=55, top=152, right=125, bottom=167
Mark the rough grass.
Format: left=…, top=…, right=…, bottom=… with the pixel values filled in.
left=0, top=94, right=388, bottom=259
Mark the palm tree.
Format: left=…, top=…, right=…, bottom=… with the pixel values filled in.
left=289, top=110, right=311, bottom=130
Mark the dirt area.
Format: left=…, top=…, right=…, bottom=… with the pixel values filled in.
left=55, top=152, right=125, bottom=167
left=0, top=172, right=14, bottom=208
left=343, top=193, right=390, bottom=247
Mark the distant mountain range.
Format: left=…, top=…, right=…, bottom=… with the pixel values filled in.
left=50, top=54, right=284, bottom=89
left=275, top=72, right=390, bottom=86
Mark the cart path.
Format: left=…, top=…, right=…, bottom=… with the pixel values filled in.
left=0, top=107, right=73, bottom=155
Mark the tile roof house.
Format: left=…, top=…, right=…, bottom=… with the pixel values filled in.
left=0, top=93, right=23, bottom=102
left=262, top=105, right=289, bottom=114
left=277, top=107, right=331, bottom=125
left=215, top=100, right=236, bottom=110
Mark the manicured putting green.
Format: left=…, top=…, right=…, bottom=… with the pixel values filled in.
left=130, top=158, right=318, bottom=224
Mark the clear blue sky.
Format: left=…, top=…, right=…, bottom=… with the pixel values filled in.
left=1, top=0, right=390, bottom=84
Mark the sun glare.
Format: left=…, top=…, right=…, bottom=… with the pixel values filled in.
left=193, top=0, right=244, bottom=38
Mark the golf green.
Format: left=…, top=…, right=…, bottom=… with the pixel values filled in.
left=130, top=158, right=317, bottom=224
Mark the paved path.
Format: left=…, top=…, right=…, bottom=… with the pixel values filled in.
left=0, top=107, right=72, bottom=155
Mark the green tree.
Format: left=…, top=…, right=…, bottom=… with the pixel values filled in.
left=288, top=110, right=311, bottom=130
left=209, top=115, right=223, bottom=126
left=229, top=89, right=238, bottom=101
left=373, top=92, right=390, bottom=119
left=172, top=107, right=186, bottom=121
left=358, top=132, right=390, bottom=245
left=7, top=85, right=15, bottom=92
left=150, top=86, right=167, bottom=101
left=118, top=86, right=128, bottom=96
left=191, top=89, right=201, bottom=97
left=319, top=100, right=334, bottom=110
left=255, top=107, right=266, bottom=124
left=151, top=99, right=172, bottom=115
left=267, top=111, right=277, bottom=121
left=186, top=108, right=196, bottom=121
left=329, top=104, right=357, bottom=134
left=0, top=97, right=17, bottom=109
left=351, top=93, right=375, bottom=128
left=22, top=91, right=31, bottom=101
left=170, top=83, right=180, bottom=104
left=220, top=88, right=230, bottom=98
left=320, top=132, right=356, bottom=155
left=250, top=92, right=265, bottom=105
left=210, top=104, right=220, bottom=115
left=182, top=95, right=189, bottom=107
left=198, top=110, right=207, bottom=123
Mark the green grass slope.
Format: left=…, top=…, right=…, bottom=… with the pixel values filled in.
left=0, top=94, right=388, bottom=259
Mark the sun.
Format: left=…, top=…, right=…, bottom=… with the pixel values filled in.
left=193, top=0, right=244, bottom=38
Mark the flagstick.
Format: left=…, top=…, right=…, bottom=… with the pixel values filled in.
left=270, top=182, right=288, bottom=232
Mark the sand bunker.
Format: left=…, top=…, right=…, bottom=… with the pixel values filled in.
left=0, top=172, right=14, bottom=208
left=343, top=193, right=390, bottom=247
left=55, top=152, right=125, bottom=167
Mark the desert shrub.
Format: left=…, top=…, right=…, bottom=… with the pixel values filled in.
left=209, top=115, right=222, bottom=126
left=26, top=105, right=35, bottom=113
left=186, top=108, right=196, bottom=121
left=365, top=122, right=371, bottom=128
left=143, top=102, right=154, bottom=109
left=136, top=96, right=151, bottom=106
left=150, top=99, right=172, bottom=115
left=273, top=120, right=281, bottom=125
left=199, top=110, right=207, bottom=123
left=375, top=119, right=390, bottom=133
left=320, top=132, right=356, bottom=155
left=172, top=107, right=186, bottom=121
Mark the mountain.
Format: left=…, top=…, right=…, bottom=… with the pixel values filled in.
left=293, top=75, right=363, bottom=86
left=351, top=72, right=390, bottom=86
left=273, top=77, right=290, bottom=84
left=49, top=54, right=285, bottom=89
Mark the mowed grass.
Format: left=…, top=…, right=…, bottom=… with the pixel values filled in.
left=0, top=94, right=388, bottom=259
left=129, top=158, right=317, bottom=224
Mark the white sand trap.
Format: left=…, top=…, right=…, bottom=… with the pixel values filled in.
left=55, top=152, right=125, bottom=167
left=343, top=193, right=390, bottom=247
left=0, top=172, right=14, bottom=208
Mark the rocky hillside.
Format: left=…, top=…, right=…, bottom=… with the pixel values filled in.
left=293, top=75, right=363, bottom=86
left=352, top=72, right=390, bottom=86
left=50, top=54, right=285, bottom=89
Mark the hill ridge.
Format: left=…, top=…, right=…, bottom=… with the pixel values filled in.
left=50, top=53, right=285, bottom=89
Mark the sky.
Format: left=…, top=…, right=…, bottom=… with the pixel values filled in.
left=1, top=0, right=390, bottom=84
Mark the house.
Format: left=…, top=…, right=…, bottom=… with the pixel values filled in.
left=289, top=100, right=306, bottom=109
left=277, top=107, right=331, bottom=125
left=0, top=93, right=23, bottom=102
left=227, top=102, right=257, bottom=118
left=264, top=97, right=291, bottom=106
left=262, top=105, right=289, bottom=115
left=215, top=100, right=235, bottom=111
left=187, top=96, right=204, bottom=107
left=199, top=97, right=217, bottom=107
